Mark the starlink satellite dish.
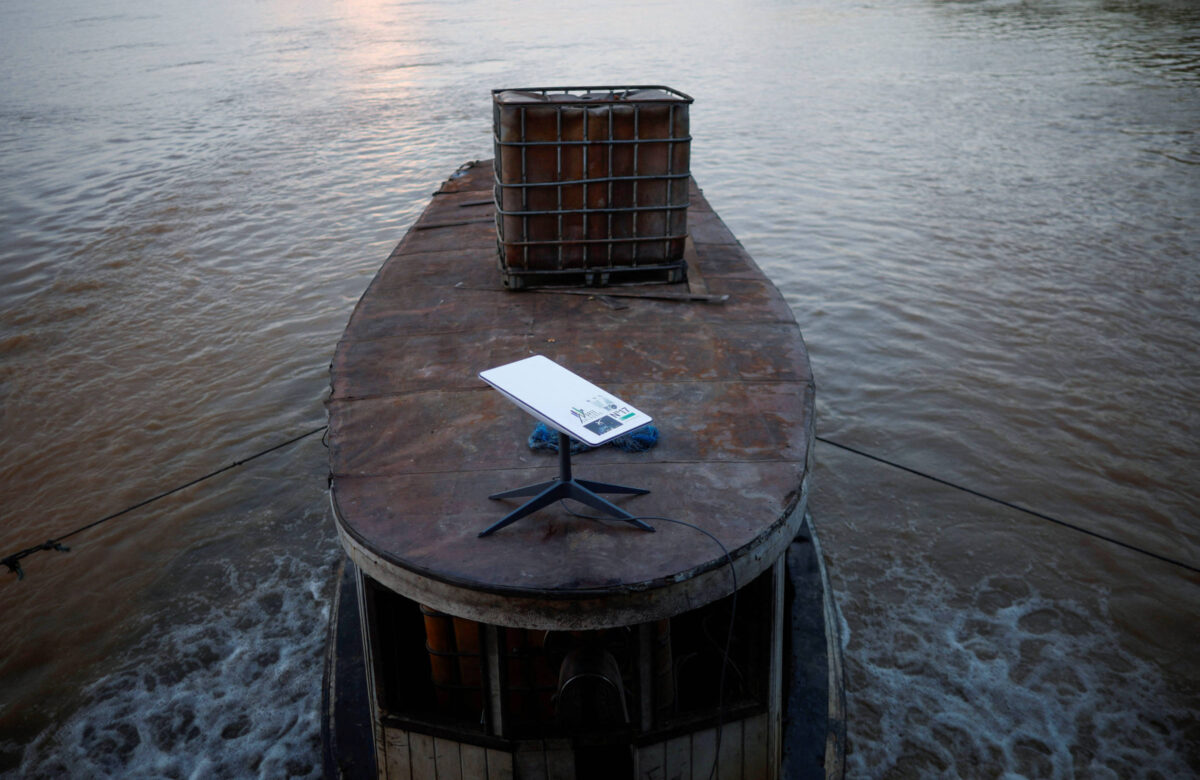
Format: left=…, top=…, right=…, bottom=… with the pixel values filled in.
left=478, top=355, right=654, bottom=536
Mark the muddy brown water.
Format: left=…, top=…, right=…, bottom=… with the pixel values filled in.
left=2, top=0, right=1197, bottom=775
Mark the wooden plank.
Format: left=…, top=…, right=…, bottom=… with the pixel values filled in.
left=638, top=741, right=667, bottom=780
left=335, top=461, right=808, bottom=632
left=483, top=625, right=505, bottom=737
left=330, top=320, right=809, bottom=402
left=485, top=747, right=514, bottom=780
left=558, top=708, right=759, bottom=779
left=384, top=727, right=412, bottom=780
left=460, top=743, right=487, bottom=779
left=544, top=740, right=575, bottom=779
left=433, top=737, right=462, bottom=780
left=531, top=287, right=728, bottom=303
left=742, top=712, right=769, bottom=780
left=329, top=381, right=811, bottom=477
left=514, top=743, right=547, bottom=780
left=664, top=734, right=691, bottom=780
left=409, top=732, right=437, bottom=780
left=768, top=558, right=785, bottom=779
left=684, top=235, right=710, bottom=295
left=810, top=513, right=848, bottom=778
left=691, top=727, right=717, bottom=780
left=512, top=740, right=574, bottom=779
left=717, top=719, right=744, bottom=780
left=638, top=623, right=654, bottom=732
left=356, top=572, right=389, bottom=777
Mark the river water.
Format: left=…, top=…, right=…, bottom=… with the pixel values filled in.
left=1, top=0, right=1196, bottom=776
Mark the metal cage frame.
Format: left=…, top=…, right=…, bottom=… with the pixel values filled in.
left=492, top=86, right=694, bottom=288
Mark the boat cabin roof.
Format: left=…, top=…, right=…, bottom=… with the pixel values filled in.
left=327, top=160, right=814, bottom=630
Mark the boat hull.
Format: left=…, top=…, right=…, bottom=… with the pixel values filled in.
left=324, top=160, right=832, bottom=778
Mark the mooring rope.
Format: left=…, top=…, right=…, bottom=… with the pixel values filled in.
left=7, top=424, right=1192, bottom=579
left=814, top=435, right=1200, bottom=575
left=1, top=424, right=328, bottom=581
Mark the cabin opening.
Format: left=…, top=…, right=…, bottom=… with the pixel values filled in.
left=357, top=565, right=776, bottom=777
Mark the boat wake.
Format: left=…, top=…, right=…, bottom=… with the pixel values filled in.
left=11, top=511, right=340, bottom=779
left=839, top=558, right=1197, bottom=777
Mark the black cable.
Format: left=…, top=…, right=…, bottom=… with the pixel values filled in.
left=556, top=503, right=736, bottom=780
left=815, top=435, right=1200, bottom=575
left=2, top=423, right=328, bottom=580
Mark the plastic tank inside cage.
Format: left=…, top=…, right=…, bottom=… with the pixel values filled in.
left=492, top=86, right=693, bottom=289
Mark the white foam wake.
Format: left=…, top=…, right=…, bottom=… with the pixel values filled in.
left=841, top=559, right=1196, bottom=777
left=13, top=517, right=340, bottom=779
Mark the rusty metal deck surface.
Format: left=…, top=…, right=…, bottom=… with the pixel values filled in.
left=327, top=160, right=815, bottom=628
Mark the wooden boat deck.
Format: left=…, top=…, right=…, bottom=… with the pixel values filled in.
left=327, top=159, right=815, bottom=631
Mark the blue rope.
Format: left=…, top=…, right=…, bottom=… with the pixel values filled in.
left=611, top=424, right=659, bottom=452
left=528, top=422, right=592, bottom=453
left=528, top=422, right=658, bottom=454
